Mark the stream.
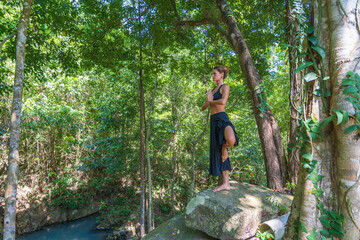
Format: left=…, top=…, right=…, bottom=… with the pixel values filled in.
left=17, top=215, right=111, bottom=240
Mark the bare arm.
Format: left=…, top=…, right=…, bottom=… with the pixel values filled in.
left=208, top=85, right=230, bottom=105
left=202, top=101, right=210, bottom=111
left=202, top=89, right=213, bottom=111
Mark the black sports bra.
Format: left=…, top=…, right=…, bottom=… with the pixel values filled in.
left=213, top=85, right=224, bottom=100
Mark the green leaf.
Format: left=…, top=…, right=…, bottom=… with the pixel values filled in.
left=346, top=71, right=355, bottom=77
left=344, top=124, right=360, bottom=134
left=329, top=228, right=344, bottom=238
left=295, top=52, right=308, bottom=59
left=355, top=73, right=360, bottom=80
left=342, top=110, right=349, bottom=124
left=305, top=26, right=315, bottom=34
left=311, top=46, right=326, bottom=59
left=324, top=91, right=332, bottom=97
left=330, top=222, right=344, bottom=233
left=307, top=229, right=318, bottom=240
left=317, top=174, right=324, bottom=181
left=303, top=152, right=312, bottom=160
left=308, top=171, right=318, bottom=183
left=338, top=214, right=346, bottom=223
left=323, top=76, right=330, bottom=80
left=343, top=86, right=358, bottom=93
left=349, top=92, right=360, bottom=99
left=318, top=115, right=336, bottom=129
left=341, top=79, right=357, bottom=86
left=308, top=36, right=318, bottom=45
left=328, top=211, right=339, bottom=220
left=303, top=163, right=311, bottom=169
left=317, top=203, right=324, bottom=211
left=303, top=72, right=318, bottom=82
left=314, top=89, right=322, bottom=96
left=309, top=132, right=319, bottom=141
left=295, top=62, right=313, bottom=74
left=345, top=96, right=357, bottom=104
left=320, top=229, right=330, bottom=237
left=333, top=110, right=343, bottom=125
left=311, top=126, right=321, bottom=133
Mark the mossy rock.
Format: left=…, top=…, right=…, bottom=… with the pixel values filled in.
left=185, top=181, right=293, bottom=240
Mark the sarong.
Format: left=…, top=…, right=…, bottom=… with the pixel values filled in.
left=209, top=112, right=239, bottom=177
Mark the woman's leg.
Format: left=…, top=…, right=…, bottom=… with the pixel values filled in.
left=213, top=170, right=230, bottom=192
left=218, top=175, right=223, bottom=186
left=221, top=126, right=236, bottom=162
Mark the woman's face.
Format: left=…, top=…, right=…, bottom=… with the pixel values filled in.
left=212, top=69, right=223, bottom=82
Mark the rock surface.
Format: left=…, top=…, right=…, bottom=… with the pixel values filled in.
left=143, top=214, right=216, bottom=240
left=185, top=181, right=293, bottom=240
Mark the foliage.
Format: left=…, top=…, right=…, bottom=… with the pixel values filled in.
left=256, top=230, right=275, bottom=240
left=47, top=170, right=88, bottom=210
left=0, top=0, right=291, bottom=232
left=292, top=25, right=347, bottom=239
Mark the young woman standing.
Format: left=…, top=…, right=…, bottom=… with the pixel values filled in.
left=202, top=65, right=239, bottom=192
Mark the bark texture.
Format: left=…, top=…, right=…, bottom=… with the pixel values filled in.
left=286, top=0, right=360, bottom=239
left=286, top=0, right=303, bottom=185
left=328, top=0, right=360, bottom=238
left=3, top=1, right=32, bottom=239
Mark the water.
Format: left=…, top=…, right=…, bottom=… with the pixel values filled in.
left=17, top=215, right=111, bottom=240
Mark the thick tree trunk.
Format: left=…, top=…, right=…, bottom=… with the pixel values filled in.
left=286, top=0, right=360, bottom=239
left=3, top=0, right=32, bottom=239
left=328, top=1, right=360, bottom=238
left=286, top=0, right=303, bottom=185
left=215, top=0, right=286, bottom=190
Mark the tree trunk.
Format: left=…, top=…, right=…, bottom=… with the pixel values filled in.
left=139, top=52, right=146, bottom=237
left=138, top=0, right=146, bottom=235
left=190, top=110, right=210, bottom=198
left=146, top=75, right=158, bottom=232
left=328, top=0, right=360, bottom=238
left=3, top=0, right=32, bottom=239
left=286, top=0, right=303, bottom=185
left=215, top=0, right=286, bottom=190
left=286, top=0, right=360, bottom=239
left=170, top=98, right=178, bottom=217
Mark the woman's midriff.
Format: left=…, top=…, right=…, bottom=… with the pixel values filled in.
left=210, top=105, right=226, bottom=115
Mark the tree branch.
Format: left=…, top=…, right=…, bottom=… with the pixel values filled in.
left=176, top=18, right=230, bottom=40
left=171, top=0, right=180, bottom=22
left=176, top=18, right=216, bottom=26
left=0, top=33, right=16, bottom=51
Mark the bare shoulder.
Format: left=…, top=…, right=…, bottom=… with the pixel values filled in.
left=221, top=84, right=230, bottom=93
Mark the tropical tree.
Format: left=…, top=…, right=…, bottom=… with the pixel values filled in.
left=285, top=0, right=360, bottom=239
left=165, top=0, right=287, bottom=190
left=3, top=0, right=32, bottom=239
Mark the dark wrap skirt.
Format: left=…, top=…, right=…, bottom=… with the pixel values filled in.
left=209, top=112, right=239, bottom=177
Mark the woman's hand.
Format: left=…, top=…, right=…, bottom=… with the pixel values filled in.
left=206, top=89, right=213, bottom=102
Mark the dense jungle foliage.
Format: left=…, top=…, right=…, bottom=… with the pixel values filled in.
left=0, top=0, right=290, bottom=231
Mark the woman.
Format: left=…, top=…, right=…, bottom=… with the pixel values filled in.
left=202, top=65, right=239, bottom=192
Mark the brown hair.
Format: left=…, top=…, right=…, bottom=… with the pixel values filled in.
left=213, top=65, right=229, bottom=79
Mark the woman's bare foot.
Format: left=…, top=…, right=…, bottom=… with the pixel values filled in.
left=213, top=183, right=231, bottom=192
left=221, top=147, right=228, bottom=162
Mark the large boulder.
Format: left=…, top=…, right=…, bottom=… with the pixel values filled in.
left=185, top=181, right=293, bottom=240
left=143, top=214, right=216, bottom=240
